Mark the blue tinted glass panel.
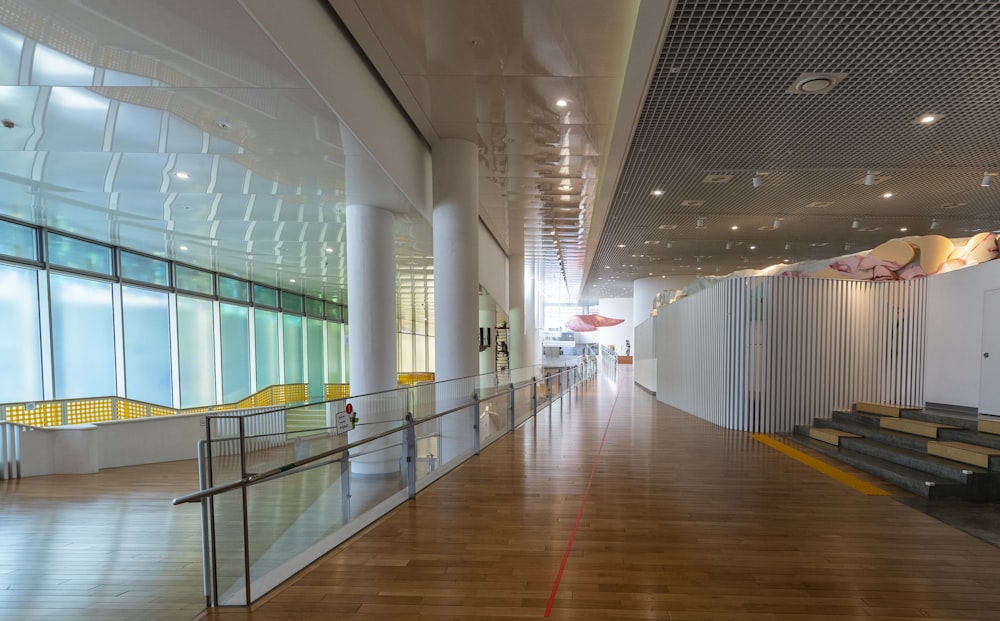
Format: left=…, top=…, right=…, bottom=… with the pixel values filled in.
left=122, top=286, right=172, bottom=405
left=48, top=233, right=113, bottom=275
left=50, top=273, right=116, bottom=398
left=0, top=220, right=39, bottom=261
left=218, top=276, right=249, bottom=302
left=282, top=314, right=303, bottom=383
left=306, top=318, right=324, bottom=399
left=254, top=309, right=279, bottom=390
left=304, top=297, right=324, bottom=317
left=253, top=284, right=278, bottom=308
left=220, top=303, right=251, bottom=403
left=175, top=264, right=214, bottom=295
left=120, top=251, right=169, bottom=286
left=281, top=291, right=304, bottom=314
left=0, top=264, right=43, bottom=401
left=177, top=295, right=216, bottom=407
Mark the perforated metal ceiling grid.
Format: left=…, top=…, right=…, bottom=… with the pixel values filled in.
left=584, top=0, right=1000, bottom=303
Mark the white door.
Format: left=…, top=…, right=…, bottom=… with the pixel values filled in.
left=979, top=289, right=1000, bottom=415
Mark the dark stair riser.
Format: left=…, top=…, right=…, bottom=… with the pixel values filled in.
left=839, top=437, right=982, bottom=483
left=786, top=435, right=967, bottom=500
left=938, top=428, right=1000, bottom=451
left=902, top=409, right=979, bottom=431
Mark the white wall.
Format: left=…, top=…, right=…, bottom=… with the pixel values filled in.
left=925, top=259, right=1000, bottom=408
left=634, top=318, right=656, bottom=392
left=632, top=276, right=695, bottom=325
left=598, top=297, right=634, bottom=355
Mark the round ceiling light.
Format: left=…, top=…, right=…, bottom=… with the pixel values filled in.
left=797, top=77, right=832, bottom=92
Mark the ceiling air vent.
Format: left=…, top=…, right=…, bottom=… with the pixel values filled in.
left=702, top=174, right=733, bottom=184
left=786, top=72, right=847, bottom=95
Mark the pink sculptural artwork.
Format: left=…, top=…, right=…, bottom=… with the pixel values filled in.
left=565, top=314, right=625, bottom=332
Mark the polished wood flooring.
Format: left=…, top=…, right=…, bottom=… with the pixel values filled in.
left=5, top=368, right=1000, bottom=620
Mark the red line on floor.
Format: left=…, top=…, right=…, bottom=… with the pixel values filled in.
left=543, top=390, right=620, bottom=617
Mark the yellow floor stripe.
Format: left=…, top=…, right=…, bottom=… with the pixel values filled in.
left=752, top=434, right=892, bottom=496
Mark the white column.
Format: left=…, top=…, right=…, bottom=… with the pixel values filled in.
left=346, top=203, right=397, bottom=395
left=507, top=224, right=527, bottom=371
left=523, top=273, right=539, bottom=366
left=433, top=138, right=479, bottom=462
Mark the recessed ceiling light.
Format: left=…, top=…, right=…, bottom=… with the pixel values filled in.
left=325, top=248, right=334, bottom=253
left=749, top=245, right=757, bottom=250
left=179, top=245, right=188, bottom=251
left=604, top=265, right=610, bottom=269
left=730, top=225, right=739, bottom=230
left=651, top=189, right=664, bottom=196
left=559, top=183, right=572, bottom=190
left=696, top=267, right=702, bottom=271
left=644, top=240, right=659, bottom=245
left=174, top=171, right=190, bottom=180
left=617, top=243, right=626, bottom=248
left=918, top=114, right=938, bottom=124
left=556, top=99, right=568, bottom=107
left=882, top=192, right=893, bottom=198
left=899, top=227, right=908, bottom=232
left=289, top=279, right=296, bottom=283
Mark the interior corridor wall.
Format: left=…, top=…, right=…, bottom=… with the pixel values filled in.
left=656, top=277, right=927, bottom=432
left=634, top=318, right=656, bottom=392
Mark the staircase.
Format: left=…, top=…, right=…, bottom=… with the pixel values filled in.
left=791, top=403, right=1000, bottom=500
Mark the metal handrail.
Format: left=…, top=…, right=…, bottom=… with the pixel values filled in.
left=173, top=395, right=490, bottom=506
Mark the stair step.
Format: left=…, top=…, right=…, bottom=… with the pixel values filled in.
left=854, top=402, right=920, bottom=418
left=809, top=427, right=862, bottom=446
left=840, top=437, right=985, bottom=483
left=927, top=441, right=1000, bottom=469
left=822, top=417, right=930, bottom=452
left=786, top=434, right=967, bottom=499
left=879, top=417, right=960, bottom=439
left=980, top=419, right=1000, bottom=436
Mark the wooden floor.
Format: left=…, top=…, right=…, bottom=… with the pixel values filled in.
left=5, top=368, right=1000, bottom=620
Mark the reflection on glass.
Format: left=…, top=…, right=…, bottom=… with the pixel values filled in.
left=122, top=286, right=172, bottom=405
left=0, top=219, right=38, bottom=261
left=253, top=284, right=278, bottom=308
left=304, top=297, right=324, bottom=317
left=306, top=318, right=324, bottom=400
left=281, top=291, right=303, bottom=314
left=218, top=276, right=250, bottom=302
left=0, top=264, right=43, bottom=401
left=32, top=44, right=94, bottom=86
left=120, top=251, right=169, bottom=286
left=50, top=273, right=115, bottom=398
left=47, top=232, right=113, bottom=275
left=327, top=322, right=345, bottom=384
left=175, top=264, right=214, bottom=295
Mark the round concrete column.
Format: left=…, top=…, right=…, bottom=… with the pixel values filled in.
left=432, top=138, right=479, bottom=462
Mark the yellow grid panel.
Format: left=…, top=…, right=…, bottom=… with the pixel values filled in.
left=118, top=400, right=149, bottom=420
left=67, top=399, right=114, bottom=425
left=150, top=406, right=174, bottom=417
left=326, top=384, right=350, bottom=400
left=284, top=384, right=307, bottom=403
left=7, top=403, right=62, bottom=427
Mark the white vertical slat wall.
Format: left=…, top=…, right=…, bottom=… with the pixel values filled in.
left=657, top=276, right=926, bottom=432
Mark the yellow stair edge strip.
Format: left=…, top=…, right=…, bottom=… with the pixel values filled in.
left=753, top=433, right=892, bottom=496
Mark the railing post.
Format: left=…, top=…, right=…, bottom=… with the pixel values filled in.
left=238, top=417, right=251, bottom=606
left=508, top=383, right=515, bottom=431
left=341, top=448, right=351, bottom=524
left=405, top=413, right=417, bottom=499
left=547, top=375, right=553, bottom=416
left=559, top=371, right=564, bottom=415
left=472, top=392, right=481, bottom=455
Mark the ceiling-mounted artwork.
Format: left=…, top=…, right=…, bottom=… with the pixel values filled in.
left=565, top=314, right=625, bottom=332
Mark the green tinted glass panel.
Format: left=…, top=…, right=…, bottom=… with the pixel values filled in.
left=325, top=302, right=342, bottom=322
left=47, top=232, right=113, bottom=275
left=254, top=309, right=279, bottom=390
left=282, top=314, right=303, bottom=383
left=253, top=284, right=278, bottom=308
left=0, top=220, right=39, bottom=261
left=306, top=318, right=324, bottom=399
left=326, top=321, right=345, bottom=383
left=175, top=264, right=214, bottom=295
left=304, top=297, right=324, bottom=317
left=281, top=291, right=304, bottom=314
left=120, top=251, right=169, bottom=286
left=218, top=276, right=249, bottom=302
left=220, top=303, right=251, bottom=403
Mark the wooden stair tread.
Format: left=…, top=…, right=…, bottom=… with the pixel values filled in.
left=854, top=402, right=921, bottom=418
left=927, top=441, right=1000, bottom=469
left=879, top=418, right=960, bottom=439
left=809, top=427, right=862, bottom=446
left=979, top=419, right=1000, bottom=436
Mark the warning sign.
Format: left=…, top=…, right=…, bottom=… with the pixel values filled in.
left=335, top=410, right=353, bottom=435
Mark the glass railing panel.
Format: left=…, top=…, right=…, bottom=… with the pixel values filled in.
left=479, top=390, right=510, bottom=448
left=513, top=383, right=534, bottom=426
left=208, top=487, right=249, bottom=606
